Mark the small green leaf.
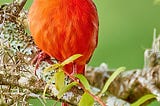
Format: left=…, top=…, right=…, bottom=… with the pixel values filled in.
left=74, top=74, right=90, bottom=91
left=43, top=63, right=60, bottom=73
left=57, top=82, right=78, bottom=99
left=55, top=70, right=65, bottom=91
left=99, top=67, right=126, bottom=96
left=61, top=54, right=83, bottom=66
left=42, top=83, right=49, bottom=103
left=131, top=94, right=156, bottom=106
left=42, top=76, right=55, bottom=102
left=78, top=92, right=94, bottom=106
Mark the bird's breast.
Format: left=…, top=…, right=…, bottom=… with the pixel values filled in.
left=28, top=0, right=99, bottom=64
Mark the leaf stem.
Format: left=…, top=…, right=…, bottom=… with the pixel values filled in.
left=64, top=71, right=106, bottom=106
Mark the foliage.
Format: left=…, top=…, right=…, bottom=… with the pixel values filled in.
left=78, top=92, right=94, bottom=106
left=1, top=0, right=160, bottom=106
left=131, top=94, right=156, bottom=106
left=99, top=67, right=126, bottom=96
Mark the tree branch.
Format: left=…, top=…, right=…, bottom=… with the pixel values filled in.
left=0, top=1, right=160, bottom=106
left=19, top=0, right=27, bottom=12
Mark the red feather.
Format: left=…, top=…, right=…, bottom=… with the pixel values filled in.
left=28, top=0, right=98, bottom=105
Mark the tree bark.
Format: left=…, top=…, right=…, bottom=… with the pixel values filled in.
left=0, top=1, right=160, bottom=106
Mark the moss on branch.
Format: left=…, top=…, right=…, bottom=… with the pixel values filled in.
left=0, top=1, right=160, bottom=106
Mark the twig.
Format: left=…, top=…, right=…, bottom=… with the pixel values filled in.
left=1, top=1, right=160, bottom=105
left=18, top=0, right=27, bottom=12
left=64, top=71, right=106, bottom=106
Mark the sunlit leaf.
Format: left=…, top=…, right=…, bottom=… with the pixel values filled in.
left=42, top=83, right=49, bottom=103
left=43, top=63, right=60, bottom=73
left=74, top=74, right=90, bottom=91
left=57, top=82, right=78, bottom=99
left=43, top=54, right=83, bottom=74
left=55, top=70, right=65, bottom=91
left=99, top=67, right=126, bottom=96
left=42, top=76, right=55, bottom=102
left=131, top=94, right=156, bottom=106
left=78, top=92, right=94, bottom=106
left=61, top=54, right=83, bottom=66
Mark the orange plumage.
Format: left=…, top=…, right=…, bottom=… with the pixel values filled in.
left=28, top=0, right=98, bottom=105
left=28, top=0, right=98, bottom=75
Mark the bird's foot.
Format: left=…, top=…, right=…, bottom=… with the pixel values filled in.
left=32, top=51, right=53, bottom=76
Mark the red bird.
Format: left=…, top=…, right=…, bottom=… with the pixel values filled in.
left=28, top=0, right=98, bottom=105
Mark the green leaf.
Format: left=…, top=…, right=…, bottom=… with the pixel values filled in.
left=42, top=76, right=55, bottom=102
left=99, top=67, right=126, bottom=96
left=78, top=92, right=94, bottom=106
left=42, top=83, right=49, bottom=103
left=57, top=82, right=78, bottom=99
left=131, top=94, right=156, bottom=106
left=55, top=70, right=65, bottom=91
left=43, top=63, right=60, bottom=73
left=61, top=54, right=83, bottom=66
left=74, top=74, right=90, bottom=91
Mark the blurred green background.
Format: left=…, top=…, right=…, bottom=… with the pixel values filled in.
left=1, top=0, right=160, bottom=105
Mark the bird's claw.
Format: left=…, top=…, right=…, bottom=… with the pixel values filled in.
left=32, top=51, right=53, bottom=76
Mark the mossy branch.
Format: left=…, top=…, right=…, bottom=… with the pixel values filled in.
left=0, top=1, right=160, bottom=106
